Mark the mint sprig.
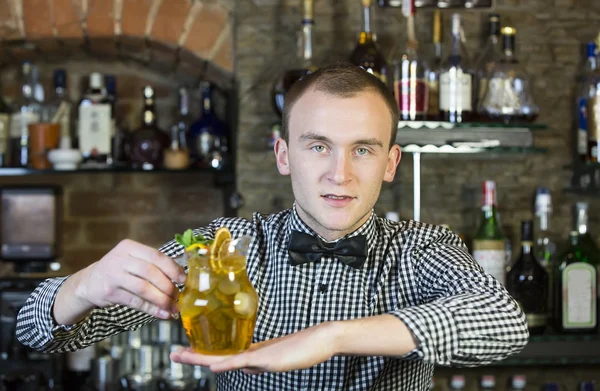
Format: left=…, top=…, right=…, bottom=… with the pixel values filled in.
left=174, top=229, right=214, bottom=248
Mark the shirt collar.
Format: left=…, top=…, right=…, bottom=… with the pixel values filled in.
left=286, top=201, right=378, bottom=258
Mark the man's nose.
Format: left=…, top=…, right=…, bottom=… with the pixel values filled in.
left=329, top=153, right=352, bottom=185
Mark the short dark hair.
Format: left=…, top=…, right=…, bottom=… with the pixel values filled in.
left=281, top=62, right=399, bottom=149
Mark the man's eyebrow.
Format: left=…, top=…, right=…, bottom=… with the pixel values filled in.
left=298, top=132, right=332, bottom=143
left=353, top=138, right=384, bottom=148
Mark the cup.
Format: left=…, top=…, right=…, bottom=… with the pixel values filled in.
left=28, top=122, right=60, bottom=169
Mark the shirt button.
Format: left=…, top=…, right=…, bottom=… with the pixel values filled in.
left=319, top=284, right=328, bottom=294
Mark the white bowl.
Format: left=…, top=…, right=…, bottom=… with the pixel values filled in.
left=48, top=149, right=82, bottom=170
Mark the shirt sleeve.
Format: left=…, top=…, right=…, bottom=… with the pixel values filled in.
left=15, top=222, right=223, bottom=353
left=389, top=227, right=529, bottom=367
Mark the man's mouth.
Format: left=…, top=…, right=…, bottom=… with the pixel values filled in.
left=322, top=194, right=353, bottom=200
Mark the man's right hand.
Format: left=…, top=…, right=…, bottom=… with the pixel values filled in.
left=53, top=239, right=187, bottom=326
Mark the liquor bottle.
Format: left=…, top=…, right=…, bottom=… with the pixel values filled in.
left=104, top=75, right=130, bottom=168
left=9, top=61, right=41, bottom=167
left=506, top=220, right=549, bottom=335
left=350, top=0, right=387, bottom=84
left=580, top=382, right=596, bottom=391
left=473, top=181, right=507, bottom=285
left=271, top=0, right=316, bottom=117
left=542, top=383, right=560, bottom=391
left=478, top=375, right=495, bottom=391
left=377, top=0, right=401, bottom=6
left=474, top=14, right=502, bottom=115
left=188, top=82, right=228, bottom=169
left=555, top=230, right=598, bottom=334
left=0, top=77, right=12, bottom=167
left=449, top=375, right=465, bottom=391
left=130, top=86, right=169, bottom=170
left=164, top=87, right=191, bottom=170
left=508, top=375, right=526, bottom=391
left=41, top=69, right=72, bottom=146
left=478, top=27, right=539, bottom=123
left=534, top=187, right=557, bottom=324
left=425, top=10, right=442, bottom=120
left=439, top=13, right=473, bottom=123
left=575, top=202, right=600, bottom=263
left=63, top=345, right=95, bottom=391
left=575, top=42, right=597, bottom=163
left=391, top=2, right=428, bottom=121
left=78, top=72, right=112, bottom=164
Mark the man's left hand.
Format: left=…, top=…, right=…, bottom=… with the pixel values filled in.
left=170, top=321, right=340, bottom=374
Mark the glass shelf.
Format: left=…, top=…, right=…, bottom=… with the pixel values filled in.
left=397, top=121, right=547, bottom=131
left=399, top=144, right=547, bottom=154
left=0, top=167, right=235, bottom=185
left=488, top=334, right=600, bottom=367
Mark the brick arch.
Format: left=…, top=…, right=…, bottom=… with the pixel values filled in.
left=0, top=0, right=233, bottom=86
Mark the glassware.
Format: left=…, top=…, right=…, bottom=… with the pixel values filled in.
left=474, top=14, right=502, bottom=115
left=78, top=72, right=112, bottom=165
left=271, top=0, right=316, bottom=117
left=478, top=27, right=540, bottom=123
left=178, top=235, right=258, bottom=355
left=350, top=0, right=388, bottom=84
left=130, top=86, right=169, bottom=170
left=424, top=10, right=442, bottom=120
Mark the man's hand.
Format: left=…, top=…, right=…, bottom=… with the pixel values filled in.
left=53, top=239, right=187, bottom=325
left=170, top=322, right=340, bottom=374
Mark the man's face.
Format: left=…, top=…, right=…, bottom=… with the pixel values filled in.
left=275, top=88, right=402, bottom=241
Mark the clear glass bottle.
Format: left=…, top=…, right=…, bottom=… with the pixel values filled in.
left=534, top=187, right=557, bottom=325
left=478, top=27, right=539, bottom=123
left=350, top=0, right=388, bottom=84
left=272, top=0, right=316, bottom=117
left=164, top=87, right=191, bottom=170
left=9, top=61, right=41, bottom=167
left=439, top=13, right=473, bottom=123
left=130, top=86, right=169, bottom=170
left=42, top=69, right=72, bottom=145
left=392, top=38, right=429, bottom=121
left=78, top=72, right=112, bottom=164
left=425, top=10, right=443, bottom=120
left=506, top=220, right=549, bottom=335
left=474, top=14, right=502, bottom=116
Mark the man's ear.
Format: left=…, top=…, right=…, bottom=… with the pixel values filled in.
left=275, top=138, right=290, bottom=176
left=383, top=144, right=402, bottom=183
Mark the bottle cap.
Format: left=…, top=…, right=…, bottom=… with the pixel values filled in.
left=450, top=375, right=465, bottom=388
left=512, top=375, right=527, bottom=388
left=521, top=220, right=533, bottom=242
left=90, top=72, right=104, bottom=89
left=481, top=375, right=496, bottom=388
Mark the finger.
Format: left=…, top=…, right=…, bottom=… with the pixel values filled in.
left=170, top=348, right=233, bottom=367
left=123, top=256, right=180, bottom=301
left=111, top=288, right=172, bottom=319
left=122, top=240, right=186, bottom=284
left=118, top=274, right=177, bottom=314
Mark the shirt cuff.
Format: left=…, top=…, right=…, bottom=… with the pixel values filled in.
left=390, top=301, right=458, bottom=365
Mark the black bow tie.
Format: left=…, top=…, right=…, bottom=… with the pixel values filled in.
left=288, top=230, right=368, bottom=269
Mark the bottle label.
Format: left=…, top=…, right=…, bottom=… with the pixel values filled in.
left=78, top=104, right=112, bottom=156
left=439, top=70, right=472, bottom=112
left=427, top=79, right=439, bottom=116
left=396, top=78, right=428, bottom=116
left=0, top=113, right=10, bottom=154
left=473, top=240, right=506, bottom=285
left=10, top=111, right=39, bottom=138
left=578, top=97, right=589, bottom=155
left=562, top=262, right=597, bottom=329
left=525, top=313, right=547, bottom=328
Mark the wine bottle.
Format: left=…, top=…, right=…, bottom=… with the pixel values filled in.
left=130, top=86, right=169, bottom=170
left=439, top=13, right=473, bottom=123
left=555, top=231, right=598, bottom=334
left=534, top=187, right=557, bottom=325
left=425, top=10, right=442, bottom=120
left=474, top=14, right=502, bottom=115
left=472, top=180, right=506, bottom=285
left=506, top=220, right=549, bottom=335
left=350, top=0, right=387, bottom=84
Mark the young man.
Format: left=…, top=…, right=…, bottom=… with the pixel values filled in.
left=16, top=63, right=528, bottom=390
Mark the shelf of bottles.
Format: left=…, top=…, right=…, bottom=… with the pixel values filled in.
left=378, top=0, right=493, bottom=9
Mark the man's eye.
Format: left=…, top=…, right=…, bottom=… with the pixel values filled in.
left=312, top=145, right=326, bottom=153
left=356, top=148, right=369, bottom=156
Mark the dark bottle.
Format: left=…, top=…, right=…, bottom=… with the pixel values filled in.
left=555, top=231, right=598, bottom=334
left=580, top=382, right=596, bottom=391
left=506, top=220, right=549, bottom=335
left=63, top=346, right=96, bottom=391
left=0, top=76, right=12, bottom=167
left=188, top=82, right=228, bottom=169
left=474, top=14, right=502, bottom=115
left=349, top=0, right=387, bottom=84
left=542, top=383, right=560, bottom=391
left=271, top=0, right=316, bottom=117
left=439, top=13, right=473, bottom=123
left=130, top=86, right=169, bottom=170
left=105, top=75, right=131, bottom=167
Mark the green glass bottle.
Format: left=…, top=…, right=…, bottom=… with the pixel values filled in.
left=555, top=231, right=598, bottom=333
left=473, top=180, right=507, bottom=285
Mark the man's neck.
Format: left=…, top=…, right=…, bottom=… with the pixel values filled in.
left=293, top=203, right=372, bottom=242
